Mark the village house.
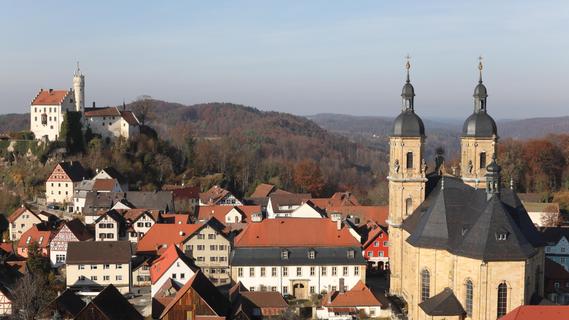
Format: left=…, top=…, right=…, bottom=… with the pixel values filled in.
left=43, top=289, right=86, bottom=319
left=544, top=257, right=569, bottom=304
left=0, top=283, right=13, bottom=317
left=136, top=223, right=202, bottom=255
left=82, top=191, right=174, bottom=223
left=265, top=194, right=314, bottom=218
left=132, top=256, right=152, bottom=288
left=196, top=205, right=263, bottom=225
left=182, top=219, right=232, bottom=286
left=66, top=241, right=133, bottom=294
left=8, top=205, right=55, bottom=241
left=309, top=192, right=361, bottom=209
left=316, top=281, right=388, bottom=319
left=84, top=106, right=140, bottom=141
left=524, top=202, right=562, bottom=227
left=150, top=245, right=198, bottom=297
left=46, top=161, right=87, bottom=208
left=74, top=284, right=143, bottom=320
left=541, top=227, right=569, bottom=271
left=199, top=185, right=243, bottom=206
left=17, top=223, right=56, bottom=258
left=230, top=218, right=366, bottom=299
left=162, top=184, right=200, bottom=211
left=154, top=270, right=230, bottom=320
left=93, top=167, right=129, bottom=190
left=122, top=209, right=161, bottom=242
left=361, top=222, right=389, bottom=270
left=230, top=283, right=289, bottom=319
left=94, top=210, right=127, bottom=241
left=49, top=219, right=92, bottom=267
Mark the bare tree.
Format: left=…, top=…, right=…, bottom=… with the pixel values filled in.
left=11, top=273, right=54, bottom=320
left=131, top=95, right=154, bottom=125
left=541, top=211, right=561, bottom=227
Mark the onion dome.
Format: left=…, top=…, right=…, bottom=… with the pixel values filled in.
left=462, top=57, right=497, bottom=138
left=392, top=57, right=425, bottom=137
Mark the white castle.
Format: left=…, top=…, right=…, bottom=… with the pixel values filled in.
left=30, top=65, right=140, bottom=142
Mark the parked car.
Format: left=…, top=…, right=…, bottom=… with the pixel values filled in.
left=47, top=204, right=60, bottom=210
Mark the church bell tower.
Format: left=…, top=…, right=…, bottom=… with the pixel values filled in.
left=460, top=57, right=498, bottom=188
left=388, top=57, right=427, bottom=296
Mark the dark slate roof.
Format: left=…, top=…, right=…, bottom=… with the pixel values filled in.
left=462, top=111, right=497, bottom=137
left=46, top=289, right=86, bottom=317
left=392, top=110, right=425, bottom=137
left=64, top=218, right=93, bottom=241
left=59, top=161, right=87, bottom=182
left=66, top=241, right=132, bottom=264
left=101, top=167, right=127, bottom=184
left=540, top=227, right=569, bottom=244
left=403, top=176, right=543, bottom=261
left=83, top=191, right=174, bottom=214
left=418, top=288, right=466, bottom=316
left=84, top=284, right=143, bottom=320
left=231, top=247, right=366, bottom=266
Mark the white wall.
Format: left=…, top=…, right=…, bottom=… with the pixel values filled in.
left=9, top=210, right=41, bottom=241
left=46, top=180, right=75, bottom=204
left=30, top=93, right=75, bottom=141
left=67, top=262, right=131, bottom=294
left=95, top=216, right=119, bottom=241
left=151, top=258, right=196, bottom=296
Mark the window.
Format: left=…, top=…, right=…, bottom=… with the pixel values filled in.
left=368, top=251, right=374, bottom=257
left=261, top=267, right=266, bottom=277
left=197, top=245, right=205, bottom=251
left=210, top=257, right=218, bottom=262
left=56, top=254, right=66, bottom=263
left=406, top=152, right=413, bottom=169
left=310, top=267, right=315, bottom=276
left=272, top=267, right=277, bottom=277
left=343, top=266, right=348, bottom=276
left=103, top=264, right=110, bottom=269
left=405, top=198, right=413, bottom=216
left=271, top=286, right=277, bottom=292
left=79, top=265, right=85, bottom=270
left=172, top=273, right=177, bottom=279
left=208, top=234, right=216, bottom=239
left=249, top=268, right=255, bottom=277
left=332, top=267, right=337, bottom=276
left=555, top=282, right=560, bottom=288
left=374, top=241, right=379, bottom=247
left=116, top=264, right=122, bottom=269
left=219, top=245, right=226, bottom=250
left=238, top=268, right=243, bottom=277
left=281, top=250, right=289, bottom=259
left=283, top=286, right=288, bottom=294
left=310, top=286, right=315, bottom=294
left=103, top=276, right=110, bottom=281
left=91, top=265, right=97, bottom=270
left=421, top=269, right=430, bottom=302
left=562, top=247, right=566, bottom=253
left=354, top=266, right=359, bottom=276
left=308, top=250, right=315, bottom=259
left=384, top=241, right=389, bottom=246
left=197, top=234, right=205, bottom=240
left=210, top=245, right=217, bottom=250
left=249, top=287, right=255, bottom=291
left=297, top=267, right=302, bottom=276
left=91, top=276, right=97, bottom=281
left=283, top=267, right=288, bottom=276
left=322, top=267, right=327, bottom=276
left=465, top=280, right=473, bottom=317
left=379, top=251, right=384, bottom=257
left=546, top=247, right=551, bottom=253
left=480, top=152, right=486, bottom=169
left=347, top=250, right=355, bottom=259
left=116, top=275, right=123, bottom=281
left=497, top=283, right=508, bottom=318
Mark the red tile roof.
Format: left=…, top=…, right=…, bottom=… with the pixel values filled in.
left=199, top=185, right=234, bottom=205
left=326, top=206, right=389, bottom=226
left=160, top=213, right=191, bottom=225
left=310, top=192, right=361, bottom=208
left=250, top=184, right=277, bottom=198
left=501, top=306, right=569, bottom=320
left=120, top=111, right=140, bottom=125
left=120, top=209, right=160, bottom=223
left=150, top=245, right=195, bottom=284
left=162, top=185, right=200, bottom=200
left=322, top=281, right=382, bottom=307
left=363, top=224, right=388, bottom=249
left=84, top=107, right=121, bottom=117
left=196, top=205, right=262, bottom=224
left=234, top=218, right=360, bottom=248
left=7, top=206, right=33, bottom=223
left=137, top=223, right=201, bottom=253
left=92, top=179, right=116, bottom=192
left=0, top=242, right=14, bottom=254
left=17, top=224, right=55, bottom=249
left=31, top=89, right=70, bottom=105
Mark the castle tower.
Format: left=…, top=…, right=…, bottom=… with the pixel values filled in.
left=461, top=57, right=497, bottom=188
left=388, top=57, right=427, bottom=296
left=73, top=62, right=85, bottom=112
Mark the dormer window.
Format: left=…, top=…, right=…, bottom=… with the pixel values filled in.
left=281, top=250, right=289, bottom=260
left=308, top=250, right=315, bottom=259
left=496, top=232, right=508, bottom=241
left=26, top=236, right=32, bottom=244
left=347, top=249, right=355, bottom=259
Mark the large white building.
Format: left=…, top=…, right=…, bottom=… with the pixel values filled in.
left=230, top=218, right=366, bottom=299
left=84, top=106, right=140, bottom=141
left=30, top=67, right=84, bottom=141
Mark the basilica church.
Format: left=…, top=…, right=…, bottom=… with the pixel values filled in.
left=387, top=60, right=545, bottom=320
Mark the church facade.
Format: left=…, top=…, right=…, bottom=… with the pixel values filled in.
left=388, top=60, right=545, bottom=320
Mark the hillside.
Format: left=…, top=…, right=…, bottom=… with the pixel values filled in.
left=0, top=113, right=29, bottom=134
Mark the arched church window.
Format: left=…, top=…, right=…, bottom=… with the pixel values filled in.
left=479, top=152, right=486, bottom=169
left=406, top=152, right=413, bottom=169
left=465, top=280, right=473, bottom=317
left=405, top=198, right=413, bottom=216
left=497, top=282, right=507, bottom=318
left=421, top=269, right=430, bottom=302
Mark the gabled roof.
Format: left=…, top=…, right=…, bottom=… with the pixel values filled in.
left=136, top=223, right=202, bottom=254
left=120, top=208, right=160, bottom=223
left=403, top=176, right=543, bottom=261
left=57, top=219, right=92, bottom=241
left=45, top=289, right=86, bottom=318
left=541, top=227, right=569, bottom=244
left=250, top=184, right=277, bottom=198
left=66, top=241, right=132, bottom=264
left=31, top=89, right=70, bottom=105
left=322, top=281, right=382, bottom=307
left=196, top=205, right=262, bottom=223
left=159, top=213, right=191, bottom=225
left=150, top=245, right=197, bottom=284
left=310, top=192, right=361, bottom=208
left=92, top=179, right=117, bottom=192
left=17, top=224, right=55, bottom=249
left=269, top=193, right=311, bottom=211
left=83, top=191, right=174, bottom=214
left=234, top=218, right=360, bottom=248
left=325, top=206, right=389, bottom=226
left=76, top=284, right=143, bottom=320
left=120, top=110, right=140, bottom=125
left=54, top=161, right=87, bottom=182
left=94, top=209, right=126, bottom=225
left=162, top=185, right=200, bottom=199
left=418, top=287, right=466, bottom=316
left=362, top=224, right=388, bottom=249
left=84, top=106, right=121, bottom=117
left=159, top=271, right=230, bottom=319
left=501, top=306, right=569, bottom=320
left=199, top=185, right=235, bottom=204
left=152, top=278, right=182, bottom=319
left=7, top=205, right=55, bottom=223
left=97, top=167, right=127, bottom=184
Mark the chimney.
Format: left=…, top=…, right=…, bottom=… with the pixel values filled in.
left=336, top=219, right=342, bottom=231
left=339, top=278, right=345, bottom=293
left=49, top=89, right=53, bottom=93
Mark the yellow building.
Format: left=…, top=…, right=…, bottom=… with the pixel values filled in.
left=388, top=60, right=545, bottom=320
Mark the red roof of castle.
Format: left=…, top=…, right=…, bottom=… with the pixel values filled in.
left=32, top=90, right=69, bottom=105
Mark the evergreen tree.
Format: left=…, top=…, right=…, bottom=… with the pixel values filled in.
left=59, top=111, right=85, bottom=154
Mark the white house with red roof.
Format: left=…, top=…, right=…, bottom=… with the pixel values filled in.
left=30, top=66, right=84, bottom=141
left=17, top=224, right=56, bottom=258
left=84, top=106, right=140, bottom=140
left=230, top=218, right=367, bottom=299
left=8, top=205, right=55, bottom=241
left=150, top=245, right=197, bottom=297
left=317, top=281, right=388, bottom=319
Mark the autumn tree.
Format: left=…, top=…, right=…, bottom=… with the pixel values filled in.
left=293, top=160, right=326, bottom=196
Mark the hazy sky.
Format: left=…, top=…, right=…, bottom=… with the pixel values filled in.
left=0, top=1, right=568, bottom=118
